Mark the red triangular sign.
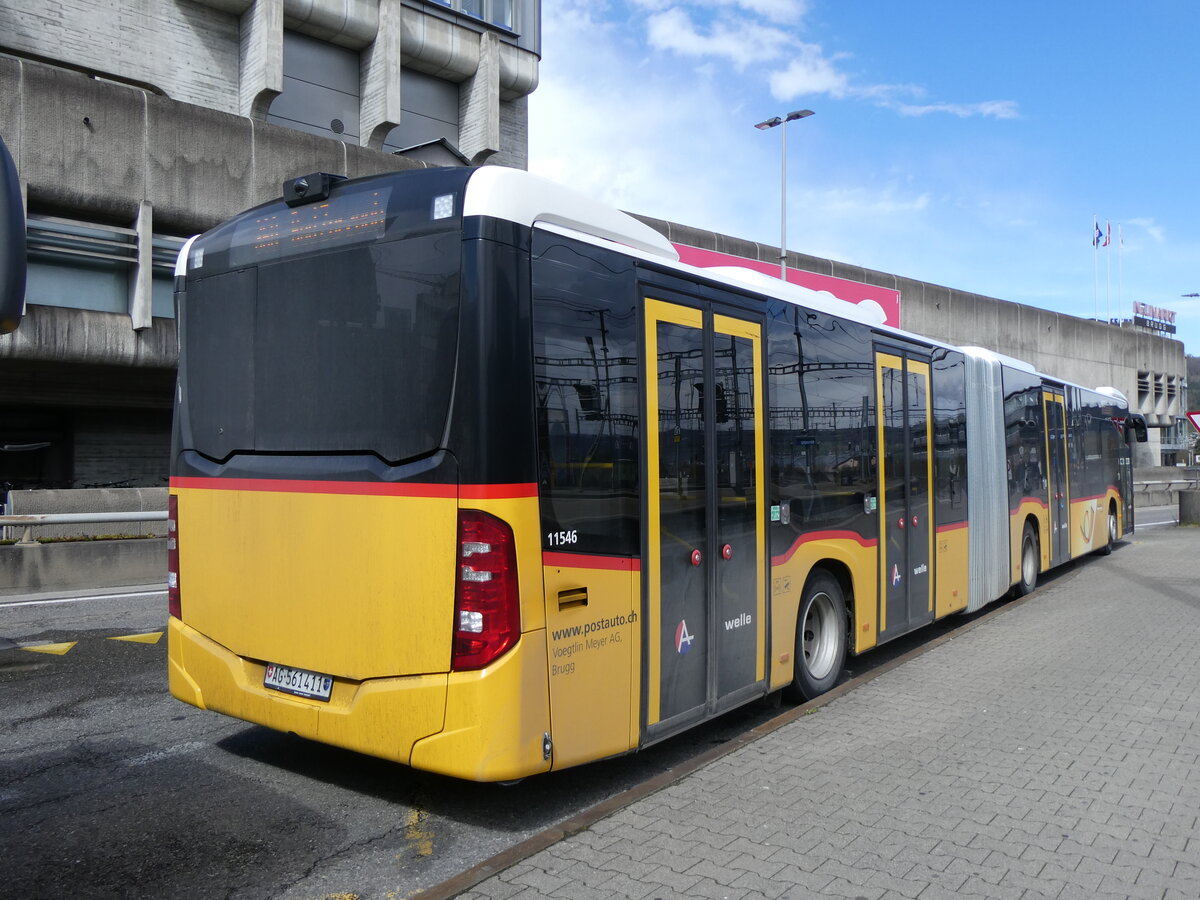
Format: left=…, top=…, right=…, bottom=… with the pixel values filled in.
left=1188, top=411, right=1200, bottom=434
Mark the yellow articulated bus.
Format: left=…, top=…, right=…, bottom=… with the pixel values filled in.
left=167, top=167, right=1147, bottom=781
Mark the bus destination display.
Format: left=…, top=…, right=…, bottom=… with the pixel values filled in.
left=235, top=188, right=391, bottom=262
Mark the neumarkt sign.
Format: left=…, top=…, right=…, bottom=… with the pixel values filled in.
left=1133, top=301, right=1177, bottom=335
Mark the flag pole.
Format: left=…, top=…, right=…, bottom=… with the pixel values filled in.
left=1105, top=221, right=1112, bottom=323
left=1117, top=224, right=1124, bottom=317
left=1092, top=215, right=1100, bottom=319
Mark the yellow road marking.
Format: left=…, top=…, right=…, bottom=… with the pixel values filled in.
left=108, top=631, right=164, bottom=644
left=22, top=642, right=77, bottom=656
left=403, top=808, right=433, bottom=857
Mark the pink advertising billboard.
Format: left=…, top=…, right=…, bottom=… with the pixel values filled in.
left=673, top=244, right=901, bottom=328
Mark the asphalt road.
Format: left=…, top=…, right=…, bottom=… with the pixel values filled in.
left=1136, top=502, right=1179, bottom=528
left=0, top=525, right=1167, bottom=899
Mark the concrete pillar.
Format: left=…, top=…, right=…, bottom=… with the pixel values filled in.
left=459, top=31, right=500, bottom=165
left=240, top=0, right=284, bottom=119
left=1180, top=491, right=1200, bottom=526
left=129, top=200, right=153, bottom=331
left=362, top=0, right=403, bottom=150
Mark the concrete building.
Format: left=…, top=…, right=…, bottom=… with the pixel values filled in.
left=0, top=0, right=540, bottom=491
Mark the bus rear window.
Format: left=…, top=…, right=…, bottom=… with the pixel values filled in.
left=180, top=233, right=461, bottom=463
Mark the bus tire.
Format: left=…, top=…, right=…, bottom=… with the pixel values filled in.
left=789, top=571, right=847, bottom=702
left=1098, top=505, right=1117, bottom=556
left=1015, top=523, right=1038, bottom=596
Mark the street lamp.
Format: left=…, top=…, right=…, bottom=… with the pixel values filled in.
left=755, top=109, right=814, bottom=279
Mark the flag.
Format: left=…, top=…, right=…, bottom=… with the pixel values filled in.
left=1093, top=222, right=1103, bottom=247
left=1103, top=222, right=1111, bottom=248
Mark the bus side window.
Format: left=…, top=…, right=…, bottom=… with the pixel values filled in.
left=531, top=234, right=640, bottom=556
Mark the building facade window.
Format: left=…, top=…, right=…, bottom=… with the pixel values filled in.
left=429, top=0, right=515, bottom=31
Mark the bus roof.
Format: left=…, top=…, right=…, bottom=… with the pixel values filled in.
left=462, top=167, right=679, bottom=261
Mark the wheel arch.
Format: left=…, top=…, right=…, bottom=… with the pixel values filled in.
left=1024, top=511, right=1041, bottom=544
left=1023, top=511, right=1045, bottom=575
left=769, top=535, right=872, bottom=689
left=798, top=559, right=855, bottom=651
left=786, top=560, right=852, bottom=702
left=1013, top=517, right=1040, bottom=596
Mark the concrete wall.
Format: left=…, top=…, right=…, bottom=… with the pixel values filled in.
left=0, top=539, right=165, bottom=596
left=0, top=55, right=428, bottom=236
left=1133, top=467, right=1200, bottom=507
left=0, top=0, right=538, bottom=169
left=0, top=0, right=243, bottom=112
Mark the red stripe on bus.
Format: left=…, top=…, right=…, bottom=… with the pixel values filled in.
left=935, top=521, right=968, bottom=534
left=543, top=552, right=641, bottom=572
left=169, top=477, right=457, bottom=498
left=459, top=483, right=539, bottom=500
left=771, top=530, right=878, bottom=567
left=1009, top=497, right=1049, bottom=514
left=1072, top=489, right=1120, bottom=503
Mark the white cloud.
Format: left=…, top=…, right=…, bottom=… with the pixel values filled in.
left=636, top=2, right=1018, bottom=120
left=645, top=8, right=792, bottom=69
left=767, top=44, right=852, bottom=99
left=813, top=187, right=932, bottom=216
left=1127, top=217, right=1166, bottom=243
left=631, top=0, right=809, bottom=25
left=891, top=100, right=1020, bottom=120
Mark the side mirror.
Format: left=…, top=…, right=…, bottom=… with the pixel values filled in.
left=1125, top=414, right=1148, bottom=444
left=0, top=133, right=26, bottom=335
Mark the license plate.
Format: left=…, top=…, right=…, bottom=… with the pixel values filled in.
left=264, top=662, right=333, bottom=701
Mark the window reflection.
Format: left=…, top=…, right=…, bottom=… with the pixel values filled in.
left=767, top=305, right=875, bottom=534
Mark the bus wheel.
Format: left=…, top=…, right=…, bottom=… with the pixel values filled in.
left=790, top=572, right=847, bottom=701
left=1099, top=506, right=1117, bottom=556
left=1015, top=523, right=1038, bottom=596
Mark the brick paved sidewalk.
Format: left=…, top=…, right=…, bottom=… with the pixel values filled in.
left=454, top=526, right=1200, bottom=900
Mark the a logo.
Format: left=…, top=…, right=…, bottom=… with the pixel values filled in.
left=723, top=613, right=752, bottom=631
left=891, top=563, right=901, bottom=587
left=1080, top=505, right=1095, bottom=542
left=913, top=563, right=928, bottom=576
left=675, top=620, right=694, bottom=654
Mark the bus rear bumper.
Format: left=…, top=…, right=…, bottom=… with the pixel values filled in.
left=167, top=617, right=448, bottom=765
left=409, top=629, right=552, bottom=782
left=168, top=618, right=553, bottom=781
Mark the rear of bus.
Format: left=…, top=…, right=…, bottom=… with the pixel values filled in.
left=167, top=169, right=551, bottom=781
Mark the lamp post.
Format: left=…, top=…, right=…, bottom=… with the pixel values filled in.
left=755, top=109, right=814, bottom=279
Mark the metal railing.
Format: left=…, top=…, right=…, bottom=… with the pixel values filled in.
left=1134, top=480, right=1198, bottom=495
left=0, top=512, right=168, bottom=546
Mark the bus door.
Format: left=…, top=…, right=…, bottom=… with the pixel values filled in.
left=643, top=297, right=766, bottom=738
left=876, top=351, right=934, bottom=638
left=1117, top=426, right=1134, bottom=535
left=1043, top=389, right=1070, bottom=565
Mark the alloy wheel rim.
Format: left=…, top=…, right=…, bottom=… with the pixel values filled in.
left=803, top=592, right=838, bottom=679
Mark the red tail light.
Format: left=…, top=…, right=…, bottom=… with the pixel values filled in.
left=452, top=510, right=520, bottom=671
left=167, top=494, right=181, bottom=619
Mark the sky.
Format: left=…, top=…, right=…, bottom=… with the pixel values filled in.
left=527, top=0, right=1200, bottom=356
